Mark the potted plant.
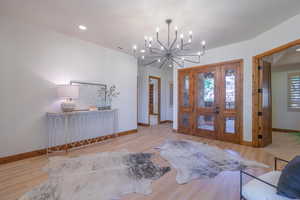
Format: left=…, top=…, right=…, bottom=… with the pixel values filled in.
left=104, top=85, right=120, bottom=110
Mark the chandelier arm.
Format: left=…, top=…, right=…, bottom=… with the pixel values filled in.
left=144, top=56, right=163, bottom=59
left=170, top=57, right=183, bottom=67
left=168, top=21, right=170, bottom=47
left=149, top=47, right=163, bottom=51
left=175, top=54, right=201, bottom=57
left=147, top=50, right=163, bottom=55
left=149, top=48, right=164, bottom=54
left=143, top=59, right=158, bottom=66
left=169, top=31, right=178, bottom=49
left=171, top=43, right=192, bottom=53
left=183, top=58, right=201, bottom=64
left=156, top=36, right=168, bottom=50
left=159, top=58, right=168, bottom=69
left=173, top=56, right=200, bottom=64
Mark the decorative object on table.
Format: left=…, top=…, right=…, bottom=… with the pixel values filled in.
left=240, top=157, right=299, bottom=200
left=57, top=84, right=79, bottom=112
left=70, top=81, right=107, bottom=110
left=18, top=152, right=170, bottom=200
left=102, top=85, right=120, bottom=110
left=132, top=19, right=206, bottom=69
left=156, top=139, right=268, bottom=184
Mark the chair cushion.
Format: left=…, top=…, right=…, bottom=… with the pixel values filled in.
left=277, top=156, right=300, bottom=199
left=242, top=171, right=297, bottom=200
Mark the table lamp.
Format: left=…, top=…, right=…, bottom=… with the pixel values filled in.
left=57, top=84, right=79, bottom=112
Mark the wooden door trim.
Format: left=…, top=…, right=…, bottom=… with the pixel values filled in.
left=177, top=59, right=244, bottom=144
left=177, top=71, right=194, bottom=133
left=148, top=76, right=161, bottom=124
left=252, top=39, right=300, bottom=147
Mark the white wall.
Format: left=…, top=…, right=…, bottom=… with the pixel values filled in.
left=0, top=18, right=137, bottom=158
left=138, top=65, right=173, bottom=124
left=272, top=70, right=300, bottom=131
left=173, top=13, right=300, bottom=142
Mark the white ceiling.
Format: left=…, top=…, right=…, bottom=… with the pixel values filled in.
left=1, top=0, right=300, bottom=54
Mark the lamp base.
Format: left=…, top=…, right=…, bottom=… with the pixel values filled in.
left=61, top=101, right=76, bottom=112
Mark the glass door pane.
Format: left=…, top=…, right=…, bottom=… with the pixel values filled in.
left=225, top=69, right=235, bottom=109
left=198, top=115, right=215, bottom=131
left=225, top=117, right=235, bottom=134
left=182, top=113, right=190, bottom=128
left=198, top=72, right=215, bottom=108
left=183, top=75, right=190, bottom=106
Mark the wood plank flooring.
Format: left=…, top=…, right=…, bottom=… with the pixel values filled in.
left=0, top=124, right=276, bottom=200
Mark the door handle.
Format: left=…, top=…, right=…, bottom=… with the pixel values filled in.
left=214, top=106, right=220, bottom=114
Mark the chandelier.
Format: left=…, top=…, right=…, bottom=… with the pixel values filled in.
left=132, top=19, right=206, bottom=68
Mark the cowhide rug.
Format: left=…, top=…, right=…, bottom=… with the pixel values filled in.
left=156, top=139, right=269, bottom=184
left=19, top=152, right=170, bottom=200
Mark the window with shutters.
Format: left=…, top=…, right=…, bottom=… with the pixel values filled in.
left=288, top=72, right=300, bottom=111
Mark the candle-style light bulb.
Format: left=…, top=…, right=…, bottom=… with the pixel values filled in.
left=133, top=45, right=137, bottom=50
left=180, top=34, right=184, bottom=39
left=144, top=36, right=148, bottom=41
left=174, top=26, right=178, bottom=31
left=188, top=38, right=192, bottom=43
left=156, top=27, right=160, bottom=33
left=149, top=37, right=153, bottom=42
left=202, top=40, right=206, bottom=46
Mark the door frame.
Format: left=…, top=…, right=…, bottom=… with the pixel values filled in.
left=178, top=59, right=244, bottom=144
left=252, top=39, right=300, bottom=147
left=148, top=76, right=161, bottom=124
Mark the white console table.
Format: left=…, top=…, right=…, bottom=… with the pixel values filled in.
left=46, top=109, right=118, bottom=153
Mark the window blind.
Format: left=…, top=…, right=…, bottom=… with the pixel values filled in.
left=288, top=72, right=300, bottom=111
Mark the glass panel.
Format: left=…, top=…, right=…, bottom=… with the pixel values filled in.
left=183, top=75, right=189, bottom=106
left=225, top=69, right=235, bottom=109
left=225, top=117, right=235, bottom=134
left=197, top=115, right=214, bottom=131
left=198, top=72, right=214, bottom=108
left=182, top=113, right=189, bottom=128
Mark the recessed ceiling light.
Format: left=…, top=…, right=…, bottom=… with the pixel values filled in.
left=296, top=48, right=300, bottom=52
left=78, top=25, right=87, bottom=30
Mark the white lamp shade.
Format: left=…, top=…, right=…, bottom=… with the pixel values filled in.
left=57, top=85, right=79, bottom=99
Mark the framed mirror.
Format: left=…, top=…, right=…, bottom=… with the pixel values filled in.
left=70, top=81, right=107, bottom=110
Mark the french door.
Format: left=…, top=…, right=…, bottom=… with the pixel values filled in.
left=178, top=60, right=243, bottom=144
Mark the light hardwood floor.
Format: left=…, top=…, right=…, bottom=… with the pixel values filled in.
left=0, top=124, right=277, bottom=200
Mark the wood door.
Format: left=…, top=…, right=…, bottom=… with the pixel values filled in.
left=149, top=84, right=154, bottom=114
left=218, top=62, right=243, bottom=144
left=193, top=66, right=220, bottom=139
left=178, top=59, right=243, bottom=144
left=259, top=60, right=272, bottom=146
left=178, top=71, right=193, bottom=133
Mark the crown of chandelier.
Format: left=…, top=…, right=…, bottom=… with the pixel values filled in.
left=132, top=19, right=206, bottom=68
